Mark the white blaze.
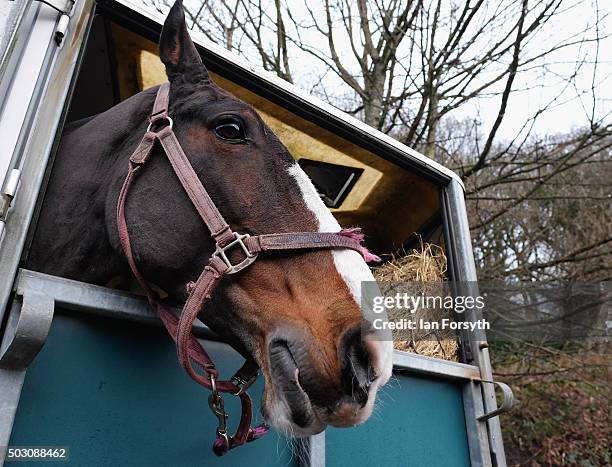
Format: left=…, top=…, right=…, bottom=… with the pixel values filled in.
left=287, top=163, right=392, bottom=384
left=287, top=164, right=375, bottom=299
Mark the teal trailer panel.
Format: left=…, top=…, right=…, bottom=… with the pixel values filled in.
left=326, top=375, right=470, bottom=467
left=8, top=312, right=296, bottom=467
left=8, top=311, right=470, bottom=467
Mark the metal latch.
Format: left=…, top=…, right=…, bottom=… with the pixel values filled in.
left=35, top=0, right=76, bottom=45
left=475, top=379, right=514, bottom=421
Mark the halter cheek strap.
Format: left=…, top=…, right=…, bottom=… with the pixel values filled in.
left=116, top=83, right=378, bottom=456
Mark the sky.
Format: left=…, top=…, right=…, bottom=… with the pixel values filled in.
left=464, top=0, right=612, bottom=140
left=169, top=0, right=612, bottom=142
left=284, top=0, right=611, bottom=141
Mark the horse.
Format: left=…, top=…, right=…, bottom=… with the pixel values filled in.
left=27, top=0, right=392, bottom=446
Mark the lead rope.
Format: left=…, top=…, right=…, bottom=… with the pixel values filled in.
left=116, top=83, right=378, bottom=456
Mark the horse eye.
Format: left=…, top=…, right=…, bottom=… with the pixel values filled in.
left=214, top=121, right=246, bottom=142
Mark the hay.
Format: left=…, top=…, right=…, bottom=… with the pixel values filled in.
left=372, top=239, right=458, bottom=361
left=373, top=242, right=447, bottom=283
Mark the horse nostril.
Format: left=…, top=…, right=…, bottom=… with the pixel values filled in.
left=339, top=327, right=375, bottom=406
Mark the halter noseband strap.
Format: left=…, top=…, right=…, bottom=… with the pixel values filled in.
left=116, top=82, right=376, bottom=456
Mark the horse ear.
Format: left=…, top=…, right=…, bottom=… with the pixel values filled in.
left=159, top=0, right=209, bottom=82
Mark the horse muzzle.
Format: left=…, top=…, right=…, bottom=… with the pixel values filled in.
left=262, top=326, right=392, bottom=436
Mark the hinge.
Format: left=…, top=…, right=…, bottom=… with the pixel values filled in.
left=36, top=0, right=74, bottom=15
left=0, top=169, right=20, bottom=219
left=0, top=290, right=54, bottom=370
left=458, top=332, right=473, bottom=363
left=35, top=0, right=76, bottom=45
left=0, top=169, right=20, bottom=243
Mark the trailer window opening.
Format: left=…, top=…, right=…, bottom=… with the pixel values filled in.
left=298, top=159, right=363, bottom=208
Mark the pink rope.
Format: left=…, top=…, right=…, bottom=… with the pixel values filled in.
left=338, top=228, right=381, bottom=263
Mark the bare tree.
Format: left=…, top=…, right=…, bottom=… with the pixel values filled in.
left=463, top=127, right=612, bottom=281
left=146, top=0, right=611, bottom=282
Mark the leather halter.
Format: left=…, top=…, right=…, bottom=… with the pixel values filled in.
left=116, top=83, right=375, bottom=456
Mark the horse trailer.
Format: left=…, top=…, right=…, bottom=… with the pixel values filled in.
left=0, top=1, right=511, bottom=465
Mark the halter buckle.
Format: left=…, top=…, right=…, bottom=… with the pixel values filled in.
left=231, top=371, right=258, bottom=396
left=213, top=233, right=258, bottom=274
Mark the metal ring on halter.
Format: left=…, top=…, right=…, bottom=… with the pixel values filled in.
left=217, top=430, right=230, bottom=448
left=147, top=116, right=173, bottom=133
left=210, top=373, right=217, bottom=396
